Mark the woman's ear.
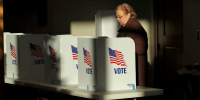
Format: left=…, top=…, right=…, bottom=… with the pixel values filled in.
left=127, top=13, right=131, bottom=18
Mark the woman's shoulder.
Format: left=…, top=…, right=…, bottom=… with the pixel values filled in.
left=129, top=18, right=141, bottom=25
left=118, top=18, right=144, bottom=32
left=126, top=18, right=143, bottom=30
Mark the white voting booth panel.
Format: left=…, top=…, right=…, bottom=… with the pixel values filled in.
left=78, top=37, right=136, bottom=91
left=95, top=37, right=136, bottom=91
left=4, top=32, right=24, bottom=76
left=5, top=34, right=20, bottom=79
left=45, top=35, right=78, bottom=85
left=95, top=10, right=120, bottom=38
left=78, top=37, right=96, bottom=91
left=5, top=34, right=47, bottom=82
left=19, top=35, right=47, bottom=82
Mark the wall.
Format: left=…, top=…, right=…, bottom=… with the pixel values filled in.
left=183, top=0, right=200, bottom=66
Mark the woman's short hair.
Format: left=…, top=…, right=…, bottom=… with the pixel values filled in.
left=116, top=3, right=137, bottom=18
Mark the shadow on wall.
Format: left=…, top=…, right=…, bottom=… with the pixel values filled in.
left=70, top=21, right=95, bottom=37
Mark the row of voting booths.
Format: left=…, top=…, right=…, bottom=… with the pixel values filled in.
left=4, top=10, right=137, bottom=92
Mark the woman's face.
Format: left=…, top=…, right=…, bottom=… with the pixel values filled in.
left=116, top=9, right=130, bottom=27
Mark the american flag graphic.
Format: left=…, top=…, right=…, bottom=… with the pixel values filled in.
left=49, top=45, right=57, bottom=62
left=71, top=45, right=78, bottom=60
left=29, top=43, right=44, bottom=58
left=109, top=48, right=127, bottom=67
left=83, top=48, right=92, bottom=67
left=10, top=43, right=17, bottom=59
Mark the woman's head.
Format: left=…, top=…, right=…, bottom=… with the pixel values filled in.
left=115, top=3, right=137, bottom=27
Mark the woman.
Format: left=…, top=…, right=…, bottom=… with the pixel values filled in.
left=116, top=3, right=148, bottom=86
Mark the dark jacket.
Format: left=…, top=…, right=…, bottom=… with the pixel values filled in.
left=117, top=18, right=148, bottom=55
left=117, top=18, right=148, bottom=86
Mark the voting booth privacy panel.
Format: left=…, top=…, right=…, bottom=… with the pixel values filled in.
left=95, top=10, right=120, bottom=38
left=78, top=37, right=136, bottom=91
left=4, top=32, right=24, bottom=77
left=45, top=35, right=78, bottom=85
left=5, top=33, right=20, bottom=79
left=4, top=33, right=78, bottom=85
left=78, top=37, right=96, bottom=91
left=5, top=33, right=47, bottom=82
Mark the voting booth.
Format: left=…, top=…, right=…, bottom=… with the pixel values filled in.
left=78, top=37, right=136, bottom=91
left=45, top=35, right=78, bottom=85
left=5, top=34, right=47, bottom=82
